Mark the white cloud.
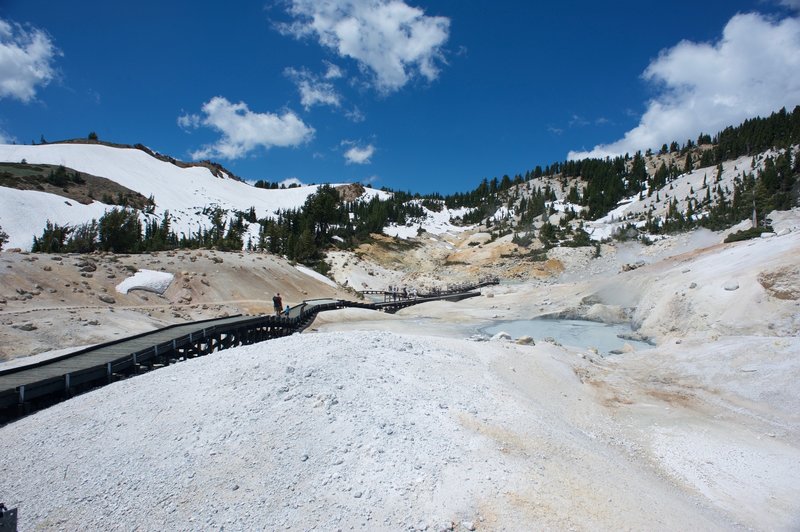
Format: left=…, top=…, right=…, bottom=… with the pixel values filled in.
left=779, top=0, right=800, bottom=11
left=279, top=0, right=450, bottom=93
left=183, top=96, right=315, bottom=160
left=569, top=12, right=800, bottom=160
left=342, top=141, right=375, bottom=164
left=284, top=67, right=341, bottom=109
left=177, top=112, right=201, bottom=130
left=323, top=60, right=343, bottom=79
left=0, top=19, right=59, bottom=102
left=345, top=106, right=366, bottom=122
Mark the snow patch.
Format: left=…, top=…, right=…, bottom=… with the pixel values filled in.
left=295, top=264, right=337, bottom=288
left=115, top=269, right=174, bottom=295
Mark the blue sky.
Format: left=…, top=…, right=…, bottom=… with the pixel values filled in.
left=1, top=1, right=799, bottom=194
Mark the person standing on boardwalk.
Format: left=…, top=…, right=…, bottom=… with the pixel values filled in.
left=273, top=293, right=283, bottom=316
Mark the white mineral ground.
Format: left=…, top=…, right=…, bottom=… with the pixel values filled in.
left=1, top=211, right=799, bottom=530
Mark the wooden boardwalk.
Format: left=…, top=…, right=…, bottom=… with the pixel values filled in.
left=1, top=279, right=498, bottom=424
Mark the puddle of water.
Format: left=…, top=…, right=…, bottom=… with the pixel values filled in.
left=480, top=318, right=653, bottom=355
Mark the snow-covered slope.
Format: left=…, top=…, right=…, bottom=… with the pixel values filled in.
left=384, top=200, right=474, bottom=240
left=499, top=147, right=796, bottom=244
left=0, top=143, right=388, bottom=250
left=586, top=153, right=762, bottom=241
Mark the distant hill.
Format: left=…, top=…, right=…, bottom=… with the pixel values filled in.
left=0, top=142, right=388, bottom=250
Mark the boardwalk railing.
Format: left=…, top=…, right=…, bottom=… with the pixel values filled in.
left=361, top=277, right=499, bottom=303
left=0, top=285, right=492, bottom=424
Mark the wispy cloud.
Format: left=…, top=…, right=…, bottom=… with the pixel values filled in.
left=0, top=127, right=14, bottom=144
left=323, top=60, right=343, bottom=79
left=284, top=67, right=341, bottom=110
left=569, top=12, right=800, bottom=159
left=778, top=0, right=800, bottom=11
left=0, top=18, right=60, bottom=102
left=179, top=96, right=314, bottom=160
left=342, top=140, right=375, bottom=164
left=345, top=106, right=366, bottom=123
left=568, top=114, right=590, bottom=128
left=278, top=0, right=450, bottom=93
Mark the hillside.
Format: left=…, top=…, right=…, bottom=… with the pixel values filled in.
left=0, top=142, right=391, bottom=250
left=0, top=249, right=352, bottom=360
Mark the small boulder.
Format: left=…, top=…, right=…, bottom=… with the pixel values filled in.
left=723, top=280, right=739, bottom=291
left=98, top=294, right=116, bottom=304
left=491, top=331, right=512, bottom=341
left=515, top=336, right=535, bottom=345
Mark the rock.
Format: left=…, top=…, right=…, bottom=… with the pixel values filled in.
left=98, top=294, right=116, bottom=304
left=462, top=521, right=476, bottom=531
left=689, top=282, right=697, bottom=289
left=621, top=342, right=636, bottom=353
left=13, top=322, right=37, bottom=331
left=515, top=336, right=535, bottom=345
left=758, top=266, right=800, bottom=300
left=491, top=332, right=511, bottom=341
left=723, top=280, right=739, bottom=291
left=42, top=265, right=52, bottom=272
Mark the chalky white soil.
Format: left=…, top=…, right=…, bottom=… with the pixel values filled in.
left=0, top=331, right=737, bottom=531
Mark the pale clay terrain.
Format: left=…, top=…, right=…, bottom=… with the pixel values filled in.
left=1, top=209, right=799, bottom=530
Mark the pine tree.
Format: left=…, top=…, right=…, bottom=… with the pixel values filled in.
left=32, top=221, right=72, bottom=253
left=684, top=153, right=693, bottom=173
left=98, top=208, right=142, bottom=253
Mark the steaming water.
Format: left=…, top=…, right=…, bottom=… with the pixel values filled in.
left=481, top=318, right=653, bottom=355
